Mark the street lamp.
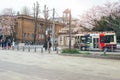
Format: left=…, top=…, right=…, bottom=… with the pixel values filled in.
left=69, top=9, right=72, bottom=50
left=44, top=5, right=56, bottom=50
left=52, top=8, right=55, bottom=51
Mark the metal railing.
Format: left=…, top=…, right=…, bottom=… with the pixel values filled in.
left=1, top=45, right=59, bottom=54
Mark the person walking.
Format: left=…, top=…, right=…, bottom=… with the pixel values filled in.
left=7, top=39, right=11, bottom=49
left=12, top=40, right=15, bottom=47
left=54, top=41, right=58, bottom=51
left=2, top=39, right=5, bottom=49
left=47, top=41, right=51, bottom=53
left=43, top=41, right=47, bottom=51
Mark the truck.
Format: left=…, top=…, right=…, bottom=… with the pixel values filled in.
left=74, top=31, right=117, bottom=51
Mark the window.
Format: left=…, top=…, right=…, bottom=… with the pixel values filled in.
left=104, top=35, right=114, bottom=43
left=60, top=36, right=62, bottom=41
left=27, top=33, right=29, bottom=38
left=39, top=34, right=44, bottom=39
left=81, top=36, right=86, bottom=43
left=100, top=35, right=114, bottom=43
left=24, top=33, right=26, bottom=38
left=32, top=34, right=34, bottom=38
left=24, top=33, right=29, bottom=38
left=80, top=36, right=91, bottom=43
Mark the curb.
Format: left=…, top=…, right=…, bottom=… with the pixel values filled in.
left=59, top=53, right=120, bottom=60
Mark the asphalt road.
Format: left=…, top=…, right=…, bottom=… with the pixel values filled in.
left=0, top=50, right=120, bottom=80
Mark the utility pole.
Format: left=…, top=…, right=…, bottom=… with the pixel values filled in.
left=52, top=8, right=55, bottom=50
left=69, top=9, right=72, bottom=50
left=63, top=9, right=72, bottom=50
left=33, top=1, right=39, bottom=44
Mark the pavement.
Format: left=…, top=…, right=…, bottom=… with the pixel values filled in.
left=1, top=45, right=120, bottom=60
left=0, top=49, right=120, bottom=80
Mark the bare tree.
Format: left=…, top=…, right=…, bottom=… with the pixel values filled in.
left=21, top=6, right=31, bottom=15
left=33, top=1, right=40, bottom=44
left=1, top=8, right=15, bottom=15
left=43, top=5, right=49, bottom=42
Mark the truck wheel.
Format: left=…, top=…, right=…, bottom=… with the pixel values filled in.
left=82, top=47, right=85, bottom=51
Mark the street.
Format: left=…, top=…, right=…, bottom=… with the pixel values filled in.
left=0, top=50, right=120, bottom=80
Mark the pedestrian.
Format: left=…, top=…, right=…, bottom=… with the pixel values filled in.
left=43, top=41, right=47, bottom=51
left=49, top=41, right=52, bottom=48
left=2, top=39, right=5, bottom=49
left=4, top=39, right=7, bottom=49
left=8, top=39, right=11, bottom=49
left=0, top=39, right=2, bottom=47
left=54, top=41, right=58, bottom=51
left=47, top=41, right=51, bottom=53
left=12, top=40, right=15, bottom=47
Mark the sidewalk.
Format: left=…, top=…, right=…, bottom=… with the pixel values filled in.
left=0, top=46, right=120, bottom=60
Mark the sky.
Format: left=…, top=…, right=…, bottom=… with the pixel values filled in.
left=0, top=0, right=119, bottom=18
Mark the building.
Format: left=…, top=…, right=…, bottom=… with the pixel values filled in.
left=0, top=15, right=65, bottom=45
left=16, top=15, right=65, bottom=44
left=57, top=9, right=84, bottom=47
left=58, top=26, right=79, bottom=47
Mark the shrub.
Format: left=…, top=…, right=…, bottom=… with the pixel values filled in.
left=61, top=48, right=80, bottom=54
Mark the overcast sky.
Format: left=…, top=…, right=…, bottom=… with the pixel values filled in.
left=0, top=0, right=119, bottom=18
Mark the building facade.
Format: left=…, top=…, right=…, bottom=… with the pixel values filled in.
left=0, top=15, right=65, bottom=45
left=16, top=15, right=65, bottom=44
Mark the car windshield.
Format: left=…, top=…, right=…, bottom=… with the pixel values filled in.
left=81, top=36, right=91, bottom=43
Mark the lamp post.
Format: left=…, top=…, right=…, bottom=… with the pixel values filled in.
left=44, top=5, right=55, bottom=50
left=52, top=8, right=55, bottom=51
left=69, top=9, right=72, bottom=50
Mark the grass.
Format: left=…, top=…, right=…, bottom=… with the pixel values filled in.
left=61, top=48, right=91, bottom=55
left=61, top=48, right=80, bottom=54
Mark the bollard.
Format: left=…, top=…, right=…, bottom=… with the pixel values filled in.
left=56, top=49, right=58, bottom=54
left=41, top=47, right=43, bottom=53
left=48, top=48, right=50, bottom=53
left=28, top=47, right=30, bottom=52
left=17, top=46, right=19, bottom=50
left=49, top=50, right=50, bottom=53
left=111, top=45, right=113, bottom=52
left=7, top=46, right=9, bottom=50
left=34, top=47, right=36, bottom=52
left=12, top=46, right=14, bottom=50
left=23, top=46, right=25, bottom=51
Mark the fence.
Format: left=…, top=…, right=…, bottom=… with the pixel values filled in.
left=2, top=45, right=59, bottom=54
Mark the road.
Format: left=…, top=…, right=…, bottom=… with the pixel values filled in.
left=0, top=50, right=120, bottom=80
